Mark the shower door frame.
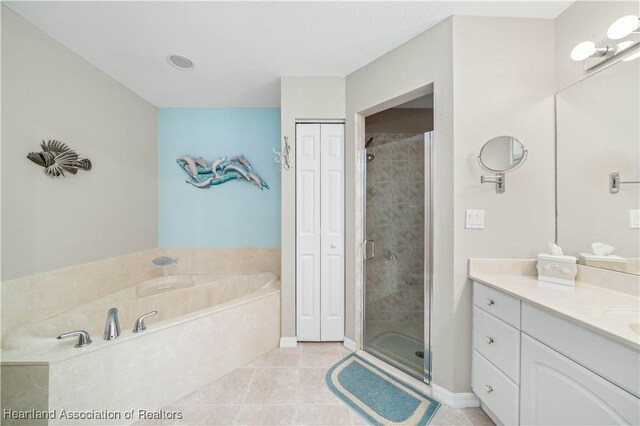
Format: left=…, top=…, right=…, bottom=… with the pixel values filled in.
left=362, top=131, right=434, bottom=383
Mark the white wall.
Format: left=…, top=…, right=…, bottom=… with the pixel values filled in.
left=556, top=0, right=640, bottom=91
left=1, top=6, right=158, bottom=280
left=452, top=16, right=556, bottom=391
left=346, top=17, right=456, bottom=390
left=280, top=77, right=345, bottom=338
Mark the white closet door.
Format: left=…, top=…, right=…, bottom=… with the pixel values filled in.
left=296, top=124, right=322, bottom=341
left=296, top=123, right=344, bottom=342
left=320, top=124, right=344, bottom=340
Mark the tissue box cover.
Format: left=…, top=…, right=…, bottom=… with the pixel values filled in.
left=537, top=254, right=577, bottom=286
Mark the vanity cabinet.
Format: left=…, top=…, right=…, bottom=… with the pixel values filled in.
left=520, top=334, right=639, bottom=425
left=472, top=281, right=640, bottom=426
left=472, top=283, right=522, bottom=424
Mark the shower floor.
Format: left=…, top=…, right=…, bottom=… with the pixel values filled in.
left=365, top=320, right=426, bottom=377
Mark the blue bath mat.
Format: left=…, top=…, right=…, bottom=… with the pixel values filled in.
left=326, top=353, right=440, bottom=425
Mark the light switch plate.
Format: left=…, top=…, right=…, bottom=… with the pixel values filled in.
left=465, top=209, right=485, bottom=229
left=631, top=210, right=640, bottom=229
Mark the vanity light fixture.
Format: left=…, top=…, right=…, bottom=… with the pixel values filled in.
left=571, top=14, right=640, bottom=69
left=168, top=54, right=194, bottom=70
left=570, top=41, right=612, bottom=61
left=607, top=15, right=640, bottom=40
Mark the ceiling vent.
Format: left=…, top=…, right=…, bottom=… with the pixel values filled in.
left=168, top=55, right=194, bottom=70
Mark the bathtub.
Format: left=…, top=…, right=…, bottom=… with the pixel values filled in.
left=1, top=273, right=281, bottom=425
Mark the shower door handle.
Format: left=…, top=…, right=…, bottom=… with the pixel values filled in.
left=364, top=240, right=375, bottom=260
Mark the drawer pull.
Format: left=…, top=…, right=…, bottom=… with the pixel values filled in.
left=486, top=299, right=495, bottom=306
left=485, top=385, right=494, bottom=394
left=485, top=336, right=495, bottom=344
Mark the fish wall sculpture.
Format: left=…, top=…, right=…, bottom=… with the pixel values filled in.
left=27, top=140, right=92, bottom=178
left=177, top=154, right=269, bottom=190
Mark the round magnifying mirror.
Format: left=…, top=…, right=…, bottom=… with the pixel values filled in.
left=478, top=136, right=527, bottom=173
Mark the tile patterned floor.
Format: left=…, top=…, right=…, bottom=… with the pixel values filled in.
left=137, top=343, right=494, bottom=425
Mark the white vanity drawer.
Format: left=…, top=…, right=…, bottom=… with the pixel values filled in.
left=473, top=306, right=520, bottom=384
left=473, top=282, right=521, bottom=329
left=522, top=302, right=640, bottom=397
left=472, top=350, right=519, bottom=426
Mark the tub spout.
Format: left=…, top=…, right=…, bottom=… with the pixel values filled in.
left=103, top=307, right=120, bottom=340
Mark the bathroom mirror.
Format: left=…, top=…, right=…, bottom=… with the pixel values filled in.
left=478, top=136, right=527, bottom=173
left=556, top=58, right=639, bottom=275
left=478, top=136, right=527, bottom=193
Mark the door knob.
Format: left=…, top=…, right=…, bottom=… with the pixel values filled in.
left=486, top=299, right=495, bottom=306
left=485, top=385, right=494, bottom=394
left=486, top=336, right=495, bottom=344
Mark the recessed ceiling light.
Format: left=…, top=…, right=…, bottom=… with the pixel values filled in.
left=168, top=54, right=194, bottom=70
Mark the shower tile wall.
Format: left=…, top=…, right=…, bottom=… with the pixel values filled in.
left=365, top=133, right=424, bottom=325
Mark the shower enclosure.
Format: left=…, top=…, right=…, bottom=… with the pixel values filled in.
left=363, top=131, right=432, bottom=381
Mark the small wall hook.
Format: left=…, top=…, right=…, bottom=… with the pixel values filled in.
left=274, top=137, right=291, bottom=171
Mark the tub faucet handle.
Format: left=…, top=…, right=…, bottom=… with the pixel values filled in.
left=103, top=307, right=120, bottom=341
left=133, top=310, right=158, bottom=333
left=57, top=330, right=92, bottom=348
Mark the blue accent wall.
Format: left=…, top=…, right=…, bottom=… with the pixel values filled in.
left=158, top=108, right=281, bottom=247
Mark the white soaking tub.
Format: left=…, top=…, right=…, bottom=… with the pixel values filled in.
left=1, top=273, right=281, bottom=425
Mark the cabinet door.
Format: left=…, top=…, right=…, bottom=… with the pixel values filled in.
left=319, top=123, right=344, bottom=341
left=296, top=124, right=321, bottom=341
left=520, top=334, right=640, bottom=425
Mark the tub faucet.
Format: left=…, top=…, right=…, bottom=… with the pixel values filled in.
left=57, top=330, right=92, bottom=348
left=103, top=307, right=120, bottom=340
left=133, top=310, right=158, bottom=333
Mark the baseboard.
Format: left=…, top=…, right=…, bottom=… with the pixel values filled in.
left=431, top=384, right=480, bottom=408
left=279, top=337, right=298, bottom=348
left=343, top=337, right=357, bottom=352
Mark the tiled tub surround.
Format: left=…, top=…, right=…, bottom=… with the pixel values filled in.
left=365, top=133, right=425, bottom=326
left=1, top=248, right=281, bottom=425
left=1, top=247, right=281, bottom=337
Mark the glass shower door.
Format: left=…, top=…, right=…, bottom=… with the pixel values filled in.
left=363, top=132, right=431, bottom=381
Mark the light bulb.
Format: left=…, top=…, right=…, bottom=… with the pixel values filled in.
left=617, top=41, right=635, bottom=52
left=571, top=41, right=597, bottom=61
left=623, top=51, right=640, bottom=62
left=607, top=15, right=639, bottom=40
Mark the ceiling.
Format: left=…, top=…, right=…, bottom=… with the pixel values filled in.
left=395, top=95, right=434, bottom=109
left=6, top=1, right=572, bottom=107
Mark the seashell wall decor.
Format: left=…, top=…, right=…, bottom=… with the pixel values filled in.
left=177, top=155, right=269, bottom=190
left=27, top=140, right=92, bottom=178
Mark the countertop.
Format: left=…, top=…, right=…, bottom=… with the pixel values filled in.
left=469, top=273, right=640, bottom=350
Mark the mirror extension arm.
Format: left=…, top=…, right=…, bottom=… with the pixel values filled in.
left=480, top=171, right=505, bottom=193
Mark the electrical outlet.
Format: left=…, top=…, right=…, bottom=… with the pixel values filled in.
left=465, top=209, right=485, bottom=229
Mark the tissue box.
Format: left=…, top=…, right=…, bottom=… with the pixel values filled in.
left=537, top=254, right=577, bottom=286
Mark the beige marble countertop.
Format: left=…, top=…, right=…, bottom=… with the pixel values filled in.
left=469, top=272, right=640, bottom=350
